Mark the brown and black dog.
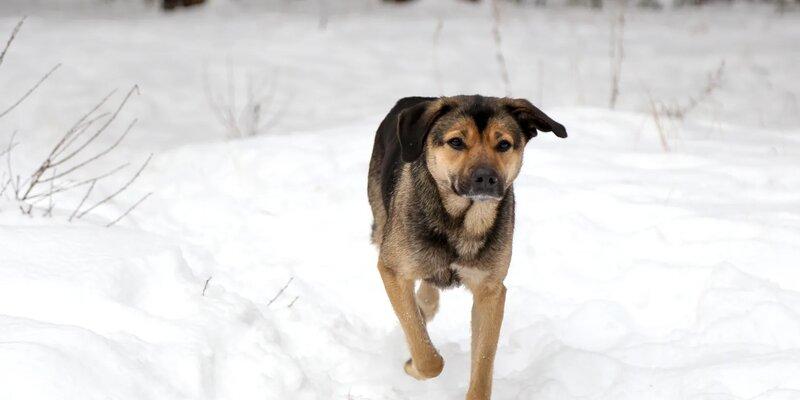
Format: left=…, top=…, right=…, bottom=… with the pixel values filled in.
left=368, top=95, right=567, bottom=399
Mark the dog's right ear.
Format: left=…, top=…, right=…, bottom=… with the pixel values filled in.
left=397, top=99, right=450, bottom=163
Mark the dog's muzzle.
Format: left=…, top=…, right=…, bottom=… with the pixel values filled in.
left=459, top=167, right=503, bottom=200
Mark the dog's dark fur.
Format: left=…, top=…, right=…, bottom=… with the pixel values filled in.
left=367, top=95, right=566, bottom=399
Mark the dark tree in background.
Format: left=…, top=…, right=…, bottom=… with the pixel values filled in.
left=162, top=0, right=205, bottom=10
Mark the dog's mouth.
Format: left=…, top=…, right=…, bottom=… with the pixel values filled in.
left=466, top=193, right=502, bottom=202
left=451, top=179, right=502, bottom=202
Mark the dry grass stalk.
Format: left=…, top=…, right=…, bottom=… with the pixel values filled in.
left=609, top=10, right=625, bottom=109
left=491, top=0, right=511, bottom=96
left=432, top=18, right=444, bottom=95
left=648, top=95, right=671, bottom=152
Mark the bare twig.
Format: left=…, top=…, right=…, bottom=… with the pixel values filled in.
left=0, top=63, right=60, bottom=120
left=56, top=111, right=112, bottom=160
left=201, top=276, right=212, bottom=296
left=287, top=296, right=300, bottom=308
left=76, top=153, right=152, bottom=219
left=49, top=86, right=139, bottom=169
left=26, top=163, right=130, bottom=201
left=44, top=167, right=56, bottom=217
left=267, top=277, right=294, bottom=306
left=105, top=191, right=152, bottom=227
left=69, top=179, right=96, bottom=222
left=0, top=131, right=17, bottom=159
left=0, top=17, right=25, bottom=69
left=490, top=0, right=511, bottom=96
left=52, top=91, right=117, bottom=159
left=4, top=131, right=19, bottom=197
left=0, top=176, right=9, bottom=197
left=40, top=118, right=137, bottom=184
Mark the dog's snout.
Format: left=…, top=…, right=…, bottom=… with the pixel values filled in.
left=473, top=167, right=498, bottom=187
left=469, top=167, right=502, bottom=198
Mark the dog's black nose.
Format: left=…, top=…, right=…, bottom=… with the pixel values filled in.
left=469, top=167, right=502, bottom=198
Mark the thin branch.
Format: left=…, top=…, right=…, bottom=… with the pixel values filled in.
left=56, top=111, right=112, bottom=160
left=201, top=276, right=212, bottom=296
left=105, top=191, right=152, bottom=227
left=76, top=153, right=152, bottom=219
left=25, top=162, right=129, bottom=201
left=69, top=179, right=96, bottom=222
left=0, top=132, right=17, bottom=159
left=52, top=90, right=117, bottom=159
left=0, top=63, right=60, bottom=120
left=5, top=131, right=19, bottom=196
left=50, top=85, right=139, bottom=169
left=40, top=118, right=137, bottom=184
left=44, top=167, right=56, bottom=217
left=0, top=17, right=25, bottom=69
left=267, top=277, right=294, bottom=306
left=287, top=296, right=299, bottom=308
left=0, top=176, right=9, bottom=197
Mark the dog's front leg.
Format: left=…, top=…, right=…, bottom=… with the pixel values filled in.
left=377, top=259, right=444, bottom=380
left=466, top=282, right=506, bottom=400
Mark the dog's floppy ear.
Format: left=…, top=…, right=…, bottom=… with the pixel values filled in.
left=397, top=99, right=450, bottom=162
left=503, top=98, right=567, bottom=141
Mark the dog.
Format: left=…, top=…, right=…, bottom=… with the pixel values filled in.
left=367, top=95, right=567, bottom=399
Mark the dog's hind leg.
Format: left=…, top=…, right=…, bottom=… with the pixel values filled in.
left=377, top=260, right=444, bottom=380
left=415, top=281, right=440, bottom=323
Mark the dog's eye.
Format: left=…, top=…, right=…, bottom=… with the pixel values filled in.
left=447, top=137, right=466, bottom=150
left=496, top=140, right=512, bottom=152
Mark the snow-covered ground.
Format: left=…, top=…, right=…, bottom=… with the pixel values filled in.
left=1, top=1, right=799, bottom=399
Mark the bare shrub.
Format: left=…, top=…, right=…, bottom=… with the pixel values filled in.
left=204, top=62, right=284, bottom=139
left=645, top=60, right=725, bottom=152
left=1, top=19, right=152, bottom=226
left=655, top=61, right=725, bottom=120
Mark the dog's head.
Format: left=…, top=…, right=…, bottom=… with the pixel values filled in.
left=397, top=95, right=567, bottom=201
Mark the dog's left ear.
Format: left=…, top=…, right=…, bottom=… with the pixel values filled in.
left=397, top=100, right=451, bottom=162
left=503, top=98, right=568, bottom=141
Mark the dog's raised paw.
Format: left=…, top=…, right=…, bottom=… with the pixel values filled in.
left=404, top=356, right=444, bottom=380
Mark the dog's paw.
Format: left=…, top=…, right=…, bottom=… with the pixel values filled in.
left=403, top=355, right=444, bottom=380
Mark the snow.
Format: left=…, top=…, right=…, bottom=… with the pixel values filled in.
left=1, top=1, right=800, bottom=399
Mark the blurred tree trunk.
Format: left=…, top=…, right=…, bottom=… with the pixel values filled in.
left=162, top=0, right=206, bottom=10
left=382, top=0, right=480, bottom=2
